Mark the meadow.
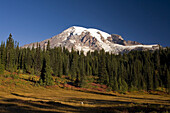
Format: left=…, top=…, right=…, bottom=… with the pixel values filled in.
left=0, top=72, right=169, bottom=113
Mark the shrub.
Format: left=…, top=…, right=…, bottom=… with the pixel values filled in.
left=11, top=74, right=19, bottom=79
left=55, top=78, right=60, bottom=85
left=107, top=86, right=112, bottom=92
left=39, top=79, right=44, bottom=86
left=4, top=74, right=11, bottom=78
left=0, top=64, right=4, bottom=75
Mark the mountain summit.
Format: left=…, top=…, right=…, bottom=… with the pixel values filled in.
left=22, top=26, right=159, bottom=54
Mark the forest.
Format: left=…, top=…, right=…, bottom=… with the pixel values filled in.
left=0, top=34, right=170, bottom=93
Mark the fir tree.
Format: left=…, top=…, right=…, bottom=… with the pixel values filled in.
left=63, top=55, right=69, bottom=75
left=98, top=49, right=108, bottom=84
left=166, top=69, right=170, bottom=93
left=0, top=58, right=4, bottom=75
left=0, top=41, right=6, bottom=65
left=39, top=51, right=53, bottom=86
left=79, top=52, right=87, bottom=87
left=70, top=52, right=78, bottom=80
left=47, top=40, right=50, bottom=51
left=6, top=33, right=15, bottom=72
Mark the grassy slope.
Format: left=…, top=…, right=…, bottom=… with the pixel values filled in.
left=0, top=72, right=170, bottom=113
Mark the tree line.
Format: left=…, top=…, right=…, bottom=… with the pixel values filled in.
left=0, top=34, right=170, bottom=92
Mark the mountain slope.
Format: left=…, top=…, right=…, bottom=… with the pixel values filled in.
left=22, top=26, right=160, bottom=54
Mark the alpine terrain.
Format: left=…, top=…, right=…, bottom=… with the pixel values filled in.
left=22, top=26, right=160, bottom=54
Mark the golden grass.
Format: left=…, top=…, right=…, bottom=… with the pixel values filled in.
left=0, top=74, right=169, bottom=113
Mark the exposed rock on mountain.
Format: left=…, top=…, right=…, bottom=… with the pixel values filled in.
left=22, top=26, right=160, bottom=54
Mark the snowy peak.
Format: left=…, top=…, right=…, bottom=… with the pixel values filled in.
left=22, top=26, right=160, bottom=55
left=65, top=26, right=112, bottom=43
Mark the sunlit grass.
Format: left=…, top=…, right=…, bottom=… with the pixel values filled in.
left=0, top=73, right=169, bottom=113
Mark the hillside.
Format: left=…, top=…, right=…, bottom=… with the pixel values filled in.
left=0, top=72, right=170, bottom=113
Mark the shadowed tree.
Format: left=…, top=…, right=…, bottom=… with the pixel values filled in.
left=6, top=33, right=15, bottom=72
left=39, top=51, right=53, bottom=86
left=98, top=49, right=108, bottom=84
left=0, top=58, right=4, bottom=74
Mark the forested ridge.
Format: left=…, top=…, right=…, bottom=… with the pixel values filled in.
left=0, top=34, right=170, bottom=93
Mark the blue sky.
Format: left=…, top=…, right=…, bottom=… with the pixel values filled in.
left=0, top=0, right=170, bottom=47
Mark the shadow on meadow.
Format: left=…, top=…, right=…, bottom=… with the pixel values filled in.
left=0, top=95, right=169, bottom=113
left=77, top=90, right=170, bottom=104
left=0, top=98, right=81, bottom=113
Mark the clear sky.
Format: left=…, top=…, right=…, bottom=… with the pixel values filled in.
left=0, top=0, right=170, bottom=47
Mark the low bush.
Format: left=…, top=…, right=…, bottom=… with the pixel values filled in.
left=11, top=74, right=19, bottom=79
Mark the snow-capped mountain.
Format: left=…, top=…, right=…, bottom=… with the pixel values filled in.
left=22, top=26, right=160, bottom=54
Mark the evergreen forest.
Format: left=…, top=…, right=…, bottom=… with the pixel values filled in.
left=0, top=34, right=170, bottom=93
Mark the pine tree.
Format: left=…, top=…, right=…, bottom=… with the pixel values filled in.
left=80, top=74, right=87, bottom=88
left=0, top=41, right=6, bottom=66
left=6, top=33, right=15, bottom=72
left=166, top=69, right=170, bottom=93
left=57, top=51, right=63, bottom=77
left=78, top=52, right=88, bottom=87
left=47, top=40, right=50, bottom=51
left=0, top=58, right=4, bottom=75
left=14, top=42, right=19, bottom=71
left=63, top=55, right=69, bottom=75
left=70, top=52, right=78, bottom=80
left=98, top=49, right=108, bottom=84
left=153, top=70, right=159, bottom=90
left=34, top=43, right=42, bottom=74
left=75, top=74, right=80, bottom=86
left=39, top=51, right=53, bottom=86
left=92, top=56, right=98, bottom=76
left=53, top=47, right=58, bottom=76
left=111, top=56, right=119, bottom=91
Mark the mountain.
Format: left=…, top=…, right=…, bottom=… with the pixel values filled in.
left=22, top=26, right=160, bottom=54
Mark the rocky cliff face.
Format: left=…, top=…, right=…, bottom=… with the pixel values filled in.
left=22, top=26, right=160, bottom=54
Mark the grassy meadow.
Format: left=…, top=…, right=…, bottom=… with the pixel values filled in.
left=0, top=71, right=169, bottom=113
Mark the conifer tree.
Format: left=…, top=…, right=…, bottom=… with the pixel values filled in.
left=78, top=51, right=88, bottom=87
left=0, top=58, right=4, bottom=75
left=57, top=52, right=63, bottom=77
left=153, top=70, right=159, bottom=90
left=14, top=42, right=19, bottom=70
left=112, top=77, right=118, bottom=91
left=70, top=52, right=78, bottom=80
left=63, top=55, right=69, bottom=75
left=34, top=43, right=42, bottom=74
left=39, top=51, right=53, bottom=86
left=98, top=49, right=108, bottom=84
left=111, top=56, right=119, bottom=91
left=166, top=69, right=170, bottom=93
left=0, top=41, right=6, bottom=65
left=92, top=56, right=98, bottom=76
left=75, top=74, right=80, bottom=87
left=47, top=40, right=50, bottom=51
left=53, top=47, right=58, bottom=76
left=6, top=33, right=15, bottom=72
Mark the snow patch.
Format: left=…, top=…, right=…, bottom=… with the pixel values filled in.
left=99, top=43, right=112, bottom=52
left=71, top=26, right=111, bottom=43
left=115, top=44, right=157, bottom=48
left=75, top=45, right=93, bottom=54
left=72, top=26, right=87, bottom=35
left=70, top=40, right=76, bottom=43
